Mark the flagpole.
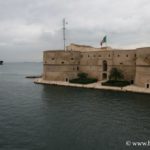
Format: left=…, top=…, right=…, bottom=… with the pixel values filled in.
left=63, top=18, right=66, bottom=51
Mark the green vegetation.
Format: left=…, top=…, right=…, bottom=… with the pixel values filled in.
left=69, top=73, right=98, bottom=84
left=102, top=68, right=130, bottom=87
left=109, top=68, right=124, bottom=81
left=102, top=80, right=130, bottom=87
left=77, top=73, right=88, bottom=79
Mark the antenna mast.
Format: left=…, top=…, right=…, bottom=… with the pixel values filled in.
left=63, top=18, right=67, bottom=51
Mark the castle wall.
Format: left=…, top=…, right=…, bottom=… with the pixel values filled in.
left=112, top=50, right=136, bottom=81
left=66, top=44, right=113, bottom=52
left=66, top=43, right=95, bottom=51
left=79, top=51, right=113, bottom=80
left=43, top=44, right=150, bottom=88
left=43, top=49, right=136, bottom=82
left=43, top=51, right=80, bottom=81
left=135, top=48, right=150, bottom=87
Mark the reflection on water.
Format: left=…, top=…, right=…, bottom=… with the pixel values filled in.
left=0, top=63, right=150, bottom=150
left=41, top=85, right=150, bottom=149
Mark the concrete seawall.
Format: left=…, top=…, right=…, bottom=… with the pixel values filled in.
left=34, top=78, right=150, bottom=94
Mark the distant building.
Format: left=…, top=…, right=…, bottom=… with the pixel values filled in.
left=43, top=43, right=150, bottom=88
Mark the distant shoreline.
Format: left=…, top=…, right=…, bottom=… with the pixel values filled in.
left=34, top=78, right=150, bottom=95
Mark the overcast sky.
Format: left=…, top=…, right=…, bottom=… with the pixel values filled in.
left=0, top=0, right=150, bottom=62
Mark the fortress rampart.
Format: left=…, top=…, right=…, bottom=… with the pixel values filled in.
left=43, top=43, right=150, bottom=88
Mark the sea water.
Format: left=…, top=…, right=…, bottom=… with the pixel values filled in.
left=0, top=63, right=150, bottom=150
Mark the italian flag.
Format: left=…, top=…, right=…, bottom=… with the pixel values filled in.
left=100, top=36, right=107, bottom=46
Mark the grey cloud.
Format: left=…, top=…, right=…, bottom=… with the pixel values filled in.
left=0, top=0, right=150, bottom=61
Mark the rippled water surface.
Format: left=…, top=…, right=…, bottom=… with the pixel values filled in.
left=0, top=63, right=150, bottom=150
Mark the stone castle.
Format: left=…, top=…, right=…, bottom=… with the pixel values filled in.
left=43, top=43, right=150, bottom=88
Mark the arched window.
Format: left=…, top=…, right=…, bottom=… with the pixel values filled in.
left=103, top=60, right=107, bottom=71
left=102, top=73, right=107, bottom=80
left=147, top=84, right=149, bottom=88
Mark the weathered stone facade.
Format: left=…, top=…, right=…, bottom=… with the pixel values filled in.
left=43, top=43, right=150, bottom=88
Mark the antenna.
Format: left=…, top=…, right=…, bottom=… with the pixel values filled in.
left=63, top=18, right=67, bottom=51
